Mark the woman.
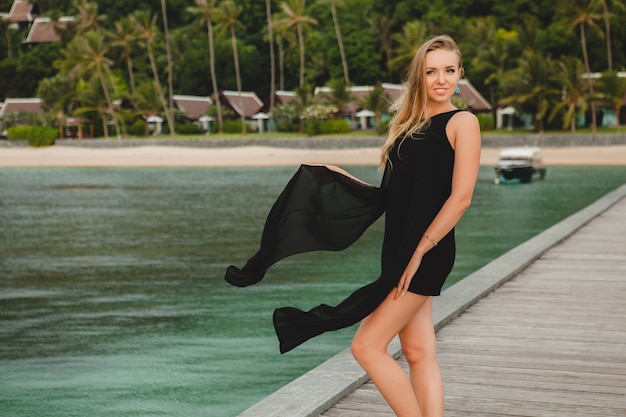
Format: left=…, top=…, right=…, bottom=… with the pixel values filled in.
left=225, top=35, right=480, bottom=417
left=350, top=34, right=481, bottom=417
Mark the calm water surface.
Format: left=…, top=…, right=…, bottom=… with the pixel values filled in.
left=1, top=165, right=624, bottom=416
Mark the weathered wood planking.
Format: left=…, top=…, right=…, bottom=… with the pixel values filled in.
left=321, top=196, right=626, bottom=417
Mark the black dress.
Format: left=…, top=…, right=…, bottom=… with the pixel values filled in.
left=225, top=110, right=460, bottom=353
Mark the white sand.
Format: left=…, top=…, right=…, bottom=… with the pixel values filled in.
left=0, top=144, right=625, bottom=167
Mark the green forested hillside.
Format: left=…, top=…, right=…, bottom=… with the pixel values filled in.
left=1, top=0, right=625, bottom=135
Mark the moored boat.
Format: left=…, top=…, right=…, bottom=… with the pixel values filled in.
left=494, top=147, right=546, bottom=184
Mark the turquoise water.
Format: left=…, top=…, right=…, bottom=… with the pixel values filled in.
left=1, top=166, right=624, bottom=417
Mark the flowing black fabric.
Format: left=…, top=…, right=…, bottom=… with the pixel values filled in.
left=225, top=110, right=460, bottom=354
left=224, top=164, right=387, bottom=288
left=224, top=164, right=390, bottom=353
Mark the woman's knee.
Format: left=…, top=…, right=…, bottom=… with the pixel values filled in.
left=402, top=339, right=437, bottom=365
left=351, top=334, right=383, bottom=366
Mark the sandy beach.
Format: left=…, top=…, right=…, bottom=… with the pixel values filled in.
left=0, top=144, right=625, bottom=167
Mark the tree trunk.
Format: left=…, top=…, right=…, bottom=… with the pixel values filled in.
left=266, top=0, right=276, bottom=132
left=330, top=0, right=349, bottom=85
left=96, top=65, right=121, bottom=139
left=297, top=22, right=305, bottom=87
left=161, top=0, right=175, bottom=138
left=279, top=39, right=285, bottom=91
left=230, top=26, right=245, bottom=135
left=127, top=51, right=137, bottom=96
left=207, top=21, right=223, bottom=133
left=603, top=0, right=613, bottom=71
left=147, top=42, right=171, bottom=137
left=579, top=23, right=596, bottom=134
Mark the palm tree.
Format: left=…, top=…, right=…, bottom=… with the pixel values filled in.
left=73, top=77, right=112, bottom=136
left=596, top=0, right=626, bottom=70
left=160, top=0, right=175, bottom=138
left=60, top=31, right=121, bottom=139
left=325, top=78, right=351, bottom=115
left=469, top=17, right=521, bottom=122
left=500, top=50, right=561, bottom=133
left=599, top=71, right=626, bottom=130
left=566, top=1, right=604, bottom=133
left=214, top=0, right=246, bottom=134
left=318, top=0, right=349, bottom=85
left=187, top=0, right=223, bottom=133
left=131, top=10, right=175, bottom=137
left=389, top=20, right=428, bottom=74
left=369, top=13, right=393, bottom=80
left=362, top=83, right=390, bottom=134
left=109, top=18, right=139, bottom=96
left=265, top=0, right=276, bottom=131
left=550, top=56, right=588, bottom=132
left=272, top=25, right=294, bottom=91
left=276, top=0, right=318, bottom=88
left=71, top=0, right=105, bottom=35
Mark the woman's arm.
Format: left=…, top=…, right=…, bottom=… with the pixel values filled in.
left=395, top=111, right=481, bottom=298
left=309, top=164, right=374, bottom=186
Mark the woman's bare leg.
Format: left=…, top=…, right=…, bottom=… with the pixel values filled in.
left=351, top=290, right=430, bottom=417
left=399, top=297, right=444, bottom=417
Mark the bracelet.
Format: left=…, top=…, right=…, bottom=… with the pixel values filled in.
left=423, top=233, right=438, bottom=247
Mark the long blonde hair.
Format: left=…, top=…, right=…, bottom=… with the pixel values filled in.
left=380, top=35, right=463, bottom=168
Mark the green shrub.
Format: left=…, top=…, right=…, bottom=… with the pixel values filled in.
left=221, top=119, right=250, bottom=134
left=305, top=119, right=350, bottom=136
left=8, top=126, right=58, bottom=147
left=477, top=114, right=495, bottom=131
left=376, top=118, right=390, bottom=135
left=128, top=119, right=148, bottom=136
left=175, top=123, right=201, bottom=135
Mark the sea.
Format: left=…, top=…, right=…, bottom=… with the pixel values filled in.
left=1, top=165, right=624, bottom=416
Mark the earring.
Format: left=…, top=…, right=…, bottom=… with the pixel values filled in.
left=455, top=87, right=461, bottom=94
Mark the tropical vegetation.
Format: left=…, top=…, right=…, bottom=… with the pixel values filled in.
left=1, top=0, right=625, bottom=138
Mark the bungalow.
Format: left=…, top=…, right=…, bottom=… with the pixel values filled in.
left=0, top=97, right=44, bottom=117
left=313, top=81, right=491, bottom=129
left=456, top=79, right=492, bottom=113
left=0, top=97, right=44, bottom=133
left=1, top=0, right=36, bottom=28
left=260, top=89, right=300, bottom=113
left=22, top=16, right=73, bottom=44
left=172, top=94, right=213, bottom=132
left=219, top=90, right=264, bottom=131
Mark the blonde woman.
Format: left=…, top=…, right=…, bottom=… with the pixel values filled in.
left=350, top=34, right=481, bottom=416
left=226, top=34, right=481, bottom=417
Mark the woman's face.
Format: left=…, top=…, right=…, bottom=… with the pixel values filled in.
left=424, top=49, right=461, bottom=107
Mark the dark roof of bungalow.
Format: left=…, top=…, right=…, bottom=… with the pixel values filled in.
left=22, top=16, right=73, bottom=44
left=375, top=81, right=492, bottom=113
left=275, top=90, right=299, bottom=105
left=2, top=0, right=35, bottom=23
left=457, top=79, right=492, bottom=112
left=0, top=97, right=44, bottom=117
left=220, top=90, right=263, bottom=118
left=173, top=95, right=212, bottom=120
left=269, top=80, right=492, bottom=116
left=312, top=83, right=406, bottom=114
left=260, top=90, right=301, bottom=113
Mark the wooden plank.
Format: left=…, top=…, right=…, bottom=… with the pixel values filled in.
left=319, top=195, right=626, bottom=416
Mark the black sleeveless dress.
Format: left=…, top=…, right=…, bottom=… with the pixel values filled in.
left=225, top=110, right=461, bottom=353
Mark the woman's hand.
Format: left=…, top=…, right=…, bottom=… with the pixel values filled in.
left=394, top=253, right=423, bottom=300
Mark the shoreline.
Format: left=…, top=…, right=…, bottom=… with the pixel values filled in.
left=0, top=144, right=625, bottom=167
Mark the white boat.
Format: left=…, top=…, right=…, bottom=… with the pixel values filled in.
left=494, top=147, right=546, bottom=184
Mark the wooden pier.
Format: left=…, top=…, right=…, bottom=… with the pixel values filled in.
left=238, top=184, right=626, bottom=417
left=323, top=189, right=626, bottom=416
